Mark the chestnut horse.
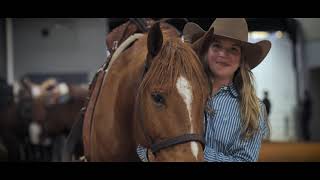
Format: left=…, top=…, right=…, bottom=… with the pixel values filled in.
left=79, top=21, right=210, bottom=162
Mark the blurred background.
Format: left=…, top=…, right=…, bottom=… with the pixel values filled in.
left=0, top=18, right=319, bottom=162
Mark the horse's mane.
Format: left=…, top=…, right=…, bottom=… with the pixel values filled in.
left=139, top=36, right=209, bottom=100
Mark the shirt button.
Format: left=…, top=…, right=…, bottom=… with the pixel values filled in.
left=223, top=86, right=228, bottom=90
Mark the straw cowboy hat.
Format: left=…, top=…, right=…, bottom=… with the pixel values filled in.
left=183, top=18, right=271, bottom=69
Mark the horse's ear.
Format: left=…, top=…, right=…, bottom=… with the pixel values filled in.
left=147, top=22, right=163, bottom=58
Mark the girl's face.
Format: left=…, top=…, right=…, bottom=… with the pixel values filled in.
left=207, top=36, right=241, bottom=80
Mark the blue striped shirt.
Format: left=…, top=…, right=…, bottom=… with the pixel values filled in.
left=137, top=84, right=268, bottom=162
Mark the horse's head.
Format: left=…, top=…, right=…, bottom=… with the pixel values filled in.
left=135, top=23, right=210, bottom=161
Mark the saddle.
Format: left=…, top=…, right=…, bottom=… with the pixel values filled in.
left=106, top=18, right=154, bottom=56
left=44, top=82, right=71, bottom=106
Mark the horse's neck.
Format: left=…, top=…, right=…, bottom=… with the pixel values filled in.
left=108, top=33, right=144, bottom=71
left=103, top=35, right=148, bottom=123
left=89, top=36, right=148, bottom=161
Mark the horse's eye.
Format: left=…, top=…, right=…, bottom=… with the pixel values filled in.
left=151, top=93, right=165, bottom=105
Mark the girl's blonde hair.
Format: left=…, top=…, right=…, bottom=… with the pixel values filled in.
left=234, top=58, right=261, bottom=139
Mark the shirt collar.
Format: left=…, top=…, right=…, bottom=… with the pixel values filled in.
left=221, top=83, right=239, bottom=98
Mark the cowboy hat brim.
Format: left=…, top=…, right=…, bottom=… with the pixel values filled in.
left=242, top=40, right=271, bottom=69
left=183, top=22, right=271, bottom=69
